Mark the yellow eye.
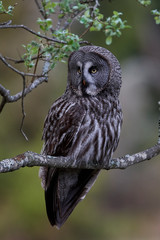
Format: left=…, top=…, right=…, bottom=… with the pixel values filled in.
left=91, top=68, right=97, bottom=74
left=77, top=67, right=81, bottom=74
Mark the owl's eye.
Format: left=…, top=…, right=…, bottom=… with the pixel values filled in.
left=90, top=66, right=98, bottom=74
left=77, top=67, right=81, bottom=74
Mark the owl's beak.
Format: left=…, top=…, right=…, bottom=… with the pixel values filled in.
left=82, top=79, right=86, bottom=86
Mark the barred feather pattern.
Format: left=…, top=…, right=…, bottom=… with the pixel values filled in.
left=39, top=45, right=123, bottom=228
left=40, top=89, right=122, bottom=228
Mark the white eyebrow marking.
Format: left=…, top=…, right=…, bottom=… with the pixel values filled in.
left=83, top=61, right=94, bottom=83
left=77, top=61, right=82, bottom=68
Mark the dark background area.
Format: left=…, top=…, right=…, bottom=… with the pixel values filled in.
left=0, top=0, right=160, bottom=239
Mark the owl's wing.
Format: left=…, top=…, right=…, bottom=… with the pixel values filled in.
left=45, top=168, right=99, bottom=228
left=41, top=97, right=99, bottom=228
left=42, top=97, right=83, bottom=156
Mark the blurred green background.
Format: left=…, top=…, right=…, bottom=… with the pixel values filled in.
left=0, top=1, right=160, bottom=239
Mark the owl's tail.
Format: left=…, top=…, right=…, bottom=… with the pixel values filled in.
left=44, top=167, right=99, bottom=228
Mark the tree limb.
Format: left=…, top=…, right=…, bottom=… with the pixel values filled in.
left=109, top=143, right=160, bottom=169
left=0, top=52, right=51, bottom=113
left=0, top=143, right=160, bottom=173
left=1, top=101, right=159, bottom=173
left=0, top=76, right=47, bottom=111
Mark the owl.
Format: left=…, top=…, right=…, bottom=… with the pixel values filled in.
left=39, top=45, right=122, bottom=228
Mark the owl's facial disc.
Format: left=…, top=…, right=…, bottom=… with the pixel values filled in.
left=68, top=51, right=109, bottom=96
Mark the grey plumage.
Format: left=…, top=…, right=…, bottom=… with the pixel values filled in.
left=39, top=45, right=123, bottom=228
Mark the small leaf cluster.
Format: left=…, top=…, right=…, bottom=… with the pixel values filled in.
left=22, top=1, right=130, bottom=71
left=48, top=30, right=81, bottom=68
left=22, top=30, right=81, bottom=69
left=22, top=41, right=40, bottom=69
left=138, top=0, right=151, bottom=7
left=37, top=18, right=53, bottom=31
left=79, top=9, right=130, bottom=45
left=138, top=0, right=160, bottom=25
left=42, top=0, right=57, bottom=16
left=0, top=1, right=14, bottom=15
left=105, top=11, right=131, bottom=45
left=58, top=0, right=87, bottom=19
left=151, top=9, right=160, bottom=24
left=41, top=0, right=87, bottom=20
left=21, top=0, right=160, bottom=72
left=22, top=0, right=88, bottom=70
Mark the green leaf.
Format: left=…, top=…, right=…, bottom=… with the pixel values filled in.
left=0, top=1, right=14, bottom=15
left=44, top=2, right=57, bottom=15
left=37, top=18, right=53, bottom=31
left=138, top=0, right=151, bottom=7
left=106, top=36, right=112, bottom=45
left=151, top=9, right=160, bottom=24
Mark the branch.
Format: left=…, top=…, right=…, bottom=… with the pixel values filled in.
left=0, top=55, right=42, bottom=77
left=1, top=101, right=160, bottom=173
left=109, top=143, right=160, bottom=169
left=0, top=143, right=160, bottom=173
left=0, top=54, right=51, bottom=112
left=34, top=0, right=46, bottom=19
left=0, top=23, right=66, bottom=44
left=0, top=76, right=47, bottom=110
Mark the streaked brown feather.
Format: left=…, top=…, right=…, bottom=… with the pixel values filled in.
left=40, top=45, right=123, bottom=228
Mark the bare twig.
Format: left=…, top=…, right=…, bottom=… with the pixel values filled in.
left=5, top=55, right=44, bottom=64
left=0, top=20, right=12, bottom=25
left=20, top=76, right=28, bottom=141
left=80, top=23, right=93, bottom=38
left=0, top=23, right=66, bottom=44
left=31, top=47, right=41, bottom=83
left=91, top=0, right=100, bottom=17
left=0, top=97, right=7, bottom=113
left=0, top=76, right=47, bottom=106
left=34, top=0, right=46, bottom=19
left=68, top=8, right=89, bottom=31
left=0, top=51, right=51, bottom=112
left=0, top=85, right=10, bottom=112
left=0, top=55, right=42, bottom=77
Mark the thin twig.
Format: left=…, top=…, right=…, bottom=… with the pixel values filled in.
left=0, top=55, right=43, bottom=77
left=91, top=0, right=100, bottom=17
left=0, top=76, right=47, bottom=104
left=68, top=8, right=89, bottom=31
left=31, top=47, right=41, bottom=83
left=5, top=55, right=44, bottom=64
left=0, top=20, right=12, bottom=25
left=0, top=97, right=6, bottom=113
left=20, top=76, right=28, bottom=141
left=34, top=0, right=46, bottom=18
left=0, top=53, right=51, bottom=112
left=0, top=24, right=66, bottom=44
left=80, top=23, right=93, bottom=38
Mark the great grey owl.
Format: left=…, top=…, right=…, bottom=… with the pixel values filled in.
left=39, top=45, right=122, bottom=228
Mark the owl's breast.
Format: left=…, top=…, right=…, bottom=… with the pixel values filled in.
left=69, top=97, right=122, bottom=168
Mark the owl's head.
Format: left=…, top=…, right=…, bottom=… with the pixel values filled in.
left=67, top=45, right=122, bottom=98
